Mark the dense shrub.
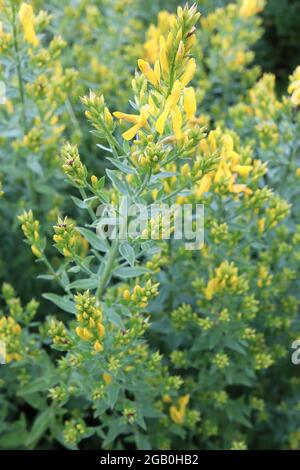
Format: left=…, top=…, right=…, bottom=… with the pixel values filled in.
left=0, top=0, right=300, bottom=450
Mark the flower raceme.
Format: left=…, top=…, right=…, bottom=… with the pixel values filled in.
left=113, top=4, right=200, bottom=142
left=74, top=291, right=105, bottom=354
left=194, top=129, right=257, bottom=198
left=19, top=2, right=39, bottom=47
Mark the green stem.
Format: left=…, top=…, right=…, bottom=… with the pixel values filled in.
left=167, top=238, right=174, bottom=311
left=10, top=0, right=28, bottom=133
left=42, top=255, right=71, bottom=295
left=96, top=240, right=119, bottom=301
left=79, top=187, right=96, bottom=221
left=135, top=171, right=151, bottom=199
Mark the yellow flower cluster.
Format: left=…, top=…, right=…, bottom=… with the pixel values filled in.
left=249, top=74, right=282, bottom=120
left=288, top=66, right=300, bottom=106
left=213, top=353, right=230, bottom=369
left=239, top=0, right=265, bottom=19
left=19, top=2, right=39, bottom=47
left=53, top=217, right=88, bottom=259
left=204, top=260, right=246, bottom=301
left=123, top=280, right=159, bottom=308
left=257, top=265, right=272, bottom=288
left=18, top=210, right=43, bottom=258
left=75, top=291, right=105, bottom=353
left=0, top=316, right=22, bottom=363
left=195, top=129, right=253, bottom=198
left=60, top=143, right=87, bottom=188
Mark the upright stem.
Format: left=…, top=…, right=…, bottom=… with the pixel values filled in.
left=10, top=0, right=28, bottom=133
left=96, top=240, right=119, bottom=301
left=167, top=238, right=174, bottom=311
left=79, top=188, right=97, bottom=221
left=96, top=194, right=129, bottom=301
left=42, top=255, right=71, bottom=295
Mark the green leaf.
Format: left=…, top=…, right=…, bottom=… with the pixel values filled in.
left=0, top=416, right=27, bottom=449
left=135, top=432, right=152, bottom=450
left=107, top=157, right=136, bottom=175
left=76, top=226, right=108, bottom=252
left=25, top=408, right=54, bottom=448
left=119, top=242, right=135, bottom=266
left=103, top=418, right=127, bottom=446
left=113, top=266, right=150, bottom=278
left=68, top=277, right=99, bottom=290
left=71, top=196, right=88, bottom=209
left=18, top=376, right=55, bottom=395
left=106, top=169, right=130, bottom=194
left=42, top=293, right=76, bottom=314
left=224, top=338, right=246, bottom=355
left=107, top=383, right=120, bottom=408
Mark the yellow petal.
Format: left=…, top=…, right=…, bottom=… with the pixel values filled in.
left=156, top=107, right=170, bottom=134
left=180, top=58, right=196, bottom=87
left=196, top=174, right=212, bottom=197
left=171, top=105, right=183, bottom=139
left=159, top=37, right=169, bottom=77
left=184, top=87, right=196, bottom=119
left=113, top=111, right=140, bottom=124
left=233, top=165, right=252, bottom=178
left=168, top=80, right=182, bottom=107
left=103, top=373, right=112, bottom=385
left=170, top=406, right=184, bottom=424
left=154, top=60, right=161, bottom=83
left=122, top=124, right=140, bottom=141
left=138, top=59, right=158, bottom=86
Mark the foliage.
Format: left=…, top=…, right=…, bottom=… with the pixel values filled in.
left=0, top=0, right=300, bottom=451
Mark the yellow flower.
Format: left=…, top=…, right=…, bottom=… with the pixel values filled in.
left=159, top=37, right=169, bottom=77
left=231, top=184, right=253, bottom=195
left=178, top=394, right=190, bottom=409
left=171, top=105, right=183, bottom=139
left=163, top=394, right=172, bottom=403
left=239, top=0, right=265, bottom=19
left=204, top=278, right=219, bottom=301
left=113, top=106, right=149, bottom=141
left=138, top=59, right=159, bottom=87
left=233, top=165, right=253, bottom=178
left=170, top=406, right=184, bottom=424
left=257, top=217, right=266, bottom=234
left=103, top=373, right=112, bottom=385
left=155, top=81, right=182, bottom=136
left=170, top=394, right=190, bottom=424
left=196, top=174, right=212, bottom=198
left=19, top=3, right=39, bottom=47
left=31, top=244, right=42, bottom=258
left=75, top=326, right=92, bottom=341
left=156, top=107, right=170, bottom=134
left=180, top=58, right=196, bottom=87
left=184, top=87, right=196, bottom=119
left=94, top=340, right=103, bottom=353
